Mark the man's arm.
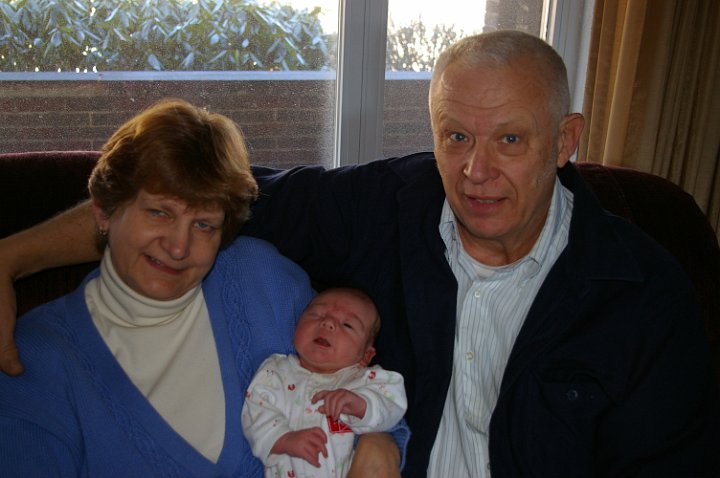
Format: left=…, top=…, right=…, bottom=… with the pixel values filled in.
left=0, top=201, right=99, bottom=375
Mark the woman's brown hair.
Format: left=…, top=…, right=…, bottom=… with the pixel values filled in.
left=89, top=98, right=258, bottom=247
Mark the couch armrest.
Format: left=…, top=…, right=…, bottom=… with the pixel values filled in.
left=577, top=161, right=720, bottom=381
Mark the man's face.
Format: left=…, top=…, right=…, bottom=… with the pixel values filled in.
left=430, top=60, right=578, bottom=265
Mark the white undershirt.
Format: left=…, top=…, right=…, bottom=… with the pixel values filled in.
left=85, top=248, right=226, bottom=462
left=428, top=178, right=573, bottom=477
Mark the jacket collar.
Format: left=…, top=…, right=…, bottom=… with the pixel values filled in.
left=388, top=153, right=648, bottom=391
left=389, top=153, right=645, bottom=288
left=499, top=162, right=648, bottom=400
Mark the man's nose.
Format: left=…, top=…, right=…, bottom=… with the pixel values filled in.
left=463, top=145, right=496, bottom=182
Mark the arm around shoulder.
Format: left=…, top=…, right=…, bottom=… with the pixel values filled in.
left=0, top=200, right=99, bottom=375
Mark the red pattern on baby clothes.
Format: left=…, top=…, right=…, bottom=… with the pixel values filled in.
left=327, top=416, right=352, bottom=434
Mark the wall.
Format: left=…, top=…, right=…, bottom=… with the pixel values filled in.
left=0, top=77, right=433, bottom=168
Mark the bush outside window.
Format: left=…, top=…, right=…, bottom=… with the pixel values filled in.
left=0, top=0, right=332, bottom=72
left=0, top=0, right=552, bottom=165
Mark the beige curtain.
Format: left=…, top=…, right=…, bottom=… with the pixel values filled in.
left=580, top=0, right=720, bottom=240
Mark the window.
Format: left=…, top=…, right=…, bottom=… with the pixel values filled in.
left=0, top=0, right=593, bottom=167
left=383, top=0, right=545, bottom=159
left=0, top=0, right=340, bottom=168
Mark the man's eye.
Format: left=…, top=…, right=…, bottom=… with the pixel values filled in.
left=501, top=134, right=520, bottom=144
left=449, top=132, right=467, bottom=142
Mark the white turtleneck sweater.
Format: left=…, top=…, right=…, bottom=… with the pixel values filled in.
left=84, top=249, right=225, bottom=462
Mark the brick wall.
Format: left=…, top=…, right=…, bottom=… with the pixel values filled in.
left=0, top=76, right=433, bottom=168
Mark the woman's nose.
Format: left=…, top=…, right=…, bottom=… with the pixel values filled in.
left=163, top=226, right=191, bottom=260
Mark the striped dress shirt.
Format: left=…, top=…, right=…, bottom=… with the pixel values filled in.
left=427, top=177, right=574, bottom=477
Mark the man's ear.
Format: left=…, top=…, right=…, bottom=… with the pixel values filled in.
left=556, top=113, right=585, bottom=168
left=360, top=346, right=376, bottom=367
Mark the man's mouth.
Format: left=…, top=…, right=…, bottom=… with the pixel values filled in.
left=466, top=193, right=501, bottom=204
left=148, top=255, right=164, bottom=266
left=465, top=194, right=505, bottom=212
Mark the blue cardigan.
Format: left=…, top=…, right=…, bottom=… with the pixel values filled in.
left=246, top=152, right=720, bottom=477
left=0, top=237, right=315, bottom=477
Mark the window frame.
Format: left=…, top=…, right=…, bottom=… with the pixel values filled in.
left=0, top=0, right=594, bottom=165
left=336, top=0, right=596, bottom=166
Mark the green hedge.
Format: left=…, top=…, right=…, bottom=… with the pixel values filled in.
left=0, top=0, right=333, bottom=72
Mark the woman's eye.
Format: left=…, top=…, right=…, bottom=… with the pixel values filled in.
left=195, top=221, right=218, bottom=232
left=149, top=209, right=168, bottom=218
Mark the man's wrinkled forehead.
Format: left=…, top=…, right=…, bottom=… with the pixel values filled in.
left=431, top=61, right=550, bottom=114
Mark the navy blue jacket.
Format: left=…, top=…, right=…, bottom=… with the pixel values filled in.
left=245, top=152, right=719, bottom=477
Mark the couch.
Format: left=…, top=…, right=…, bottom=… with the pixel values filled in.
left=1, top=151, right=719, bottom=382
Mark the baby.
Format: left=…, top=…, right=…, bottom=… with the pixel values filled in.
left=241, top=287, right=407, bottom=478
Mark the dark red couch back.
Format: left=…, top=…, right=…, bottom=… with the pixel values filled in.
left=1, top=151, right=719, bottom=380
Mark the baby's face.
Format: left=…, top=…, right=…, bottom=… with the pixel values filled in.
left=293, top=290, right=377, bottom=374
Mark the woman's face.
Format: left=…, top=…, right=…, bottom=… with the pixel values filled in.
left=94, top=189, right=225, bottom=301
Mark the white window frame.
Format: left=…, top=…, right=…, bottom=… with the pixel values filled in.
left=335, top=0, right=596, bottom=166
left=334, top=0, right=389, bottom=167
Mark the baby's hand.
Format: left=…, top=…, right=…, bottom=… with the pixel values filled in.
left=271, top=428, right=328, bottom=467
left=312, top=388, right=367, bottom=420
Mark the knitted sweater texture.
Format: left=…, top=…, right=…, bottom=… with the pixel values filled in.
left=0, top=237, right=315, bottom=477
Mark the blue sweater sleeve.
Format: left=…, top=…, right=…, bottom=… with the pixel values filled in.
left=389, top=419, right=411, bottom=471
left=0, top=417, right=80, bottom=477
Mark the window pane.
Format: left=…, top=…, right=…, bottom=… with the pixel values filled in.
left=0, top=0, right=339, bottom=169
left=383, top=0, right=546, bottom=158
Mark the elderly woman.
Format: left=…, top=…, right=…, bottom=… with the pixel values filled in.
left=0, top=99, right=317, bottom=476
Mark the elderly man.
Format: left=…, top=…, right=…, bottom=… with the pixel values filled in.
left=1, top=31, right=718, bottom=477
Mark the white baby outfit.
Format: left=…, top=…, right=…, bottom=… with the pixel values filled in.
left=242, top=353, right=407, bottom=478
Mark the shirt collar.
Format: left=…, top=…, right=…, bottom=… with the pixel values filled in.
left=439, top=176, right=573, bottom=280
left=96, top=247, right=202, bottom=327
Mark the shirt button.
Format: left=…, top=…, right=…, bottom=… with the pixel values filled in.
left=474, top=289, right=482, bottom=298
left=566, top=389, right=580, bottom=401
left=466, top=352, right=474, bottom=360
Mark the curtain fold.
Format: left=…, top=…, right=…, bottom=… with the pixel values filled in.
left=580, top=0, right=720, bottom=240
